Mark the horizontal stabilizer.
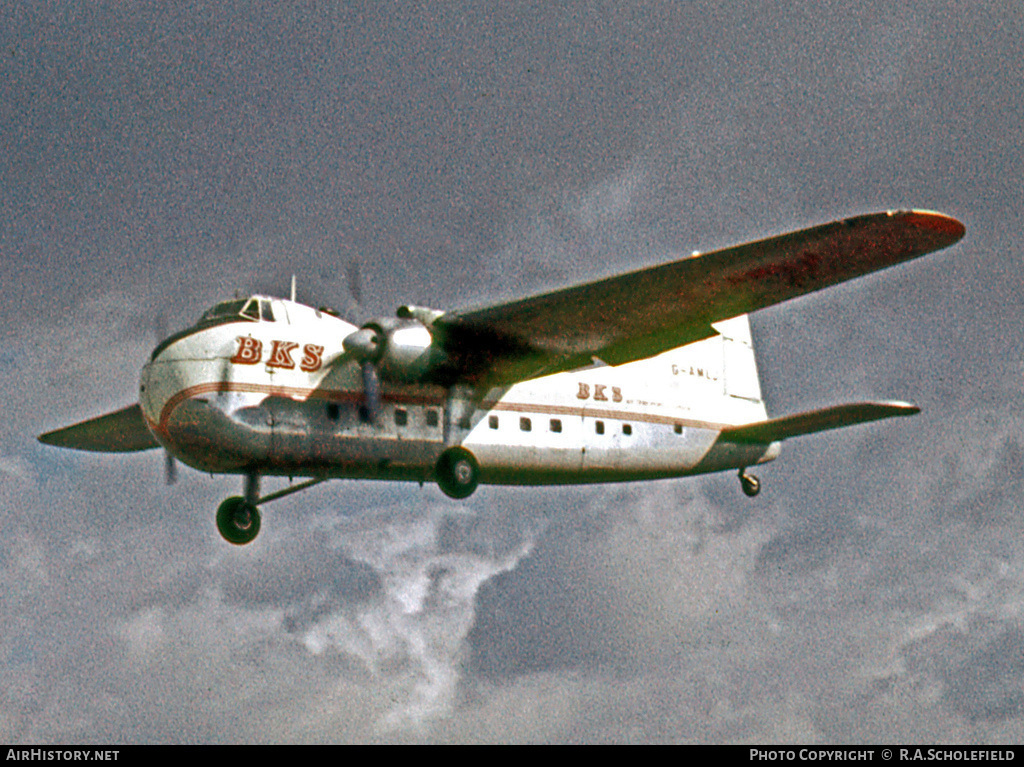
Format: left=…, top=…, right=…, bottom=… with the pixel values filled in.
left=720, top=401, right=920, bottom=444
left=38, top=403, right=160, bottom=453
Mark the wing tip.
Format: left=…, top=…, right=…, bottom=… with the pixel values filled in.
left=877, top=399, right=921, bottom=417
left=37, top=430, right=61, bottom=447
left=873, top=397, right=920, bottom=405
left=892, top=209, right=966, bottom=245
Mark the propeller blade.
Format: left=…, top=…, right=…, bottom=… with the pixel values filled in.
left=164, top=450, right=178, bottom=485
left=154, top=315, right=180, bottom=486
left=346, top=257, right=363, bottom=308
left=361, top=360, right=381, bottom=424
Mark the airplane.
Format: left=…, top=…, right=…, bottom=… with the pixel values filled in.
left=38, top=209, right=965, bottom=545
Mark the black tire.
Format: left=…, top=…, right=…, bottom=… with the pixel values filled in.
left=739, top=471, right=761, bottom=498
left=216, top=496, right=262, bottom=545
left=435, top=448, right=480, bottom=499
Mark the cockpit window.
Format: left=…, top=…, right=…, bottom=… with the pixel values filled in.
left=240, top=298, right=260, bottom=321
left=198, top=297, right=275, bottom=323
left=200, top=299, right=251, bottom=323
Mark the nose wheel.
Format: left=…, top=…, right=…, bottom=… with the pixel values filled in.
left=216, top=472, right=261, bottom=545
left=216, top=496, right=262, bottom=545
left=738, top=469, right=761, bottom=498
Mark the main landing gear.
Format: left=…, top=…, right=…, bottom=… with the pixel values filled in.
left=214, top=474, right=325, bottom=545
left=435, top=447, right=480, bottom=499
left=738, top=468, right=761, bottom=498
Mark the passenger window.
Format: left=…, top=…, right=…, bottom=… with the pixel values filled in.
left=489, top=415, right=499, bottom=429
left=520, top=417, right=532, bottom=432
left=550, top=418, right=562, bottom=433
left=394, top=409, right=408, bottom=426
left=459, top=415, right=471, bottom=430
left=674, top=424, right=683, bottom=435
left=426, top=410, right=439, bottom=427
left=595, top=421, right=605, bottom=435
left=622, top=424, right=632, bottom=436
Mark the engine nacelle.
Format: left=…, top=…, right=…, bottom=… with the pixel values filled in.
left=342, top=313, right=447, bottom=384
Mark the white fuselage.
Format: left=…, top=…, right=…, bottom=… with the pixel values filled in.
left=139, top=297, right=779, bottom=487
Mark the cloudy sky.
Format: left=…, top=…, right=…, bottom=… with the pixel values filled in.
left=2, top=0, right=1022, bottom=743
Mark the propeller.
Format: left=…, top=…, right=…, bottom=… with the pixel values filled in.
left=340, top=309, right=445, bottom=423
left=342, top=325, right=384, bottom=423
left=339, top=258, right=445, bottom=423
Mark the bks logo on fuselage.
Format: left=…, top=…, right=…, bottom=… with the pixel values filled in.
left=231, top=337, right=325, bottom=372
left=576, top=383, right=623, bottom=402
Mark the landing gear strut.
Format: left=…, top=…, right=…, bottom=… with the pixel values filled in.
left=738, top=468, right=761, bottom=498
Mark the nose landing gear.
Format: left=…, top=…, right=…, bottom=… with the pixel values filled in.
left=214, top=474, right=325, bottom=545
left=216, top=496, right=262, bottom=545
left=738, top=468, right=761, bottom=497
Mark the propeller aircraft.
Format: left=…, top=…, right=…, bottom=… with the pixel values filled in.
left=39, top=210, right=965, bottom=545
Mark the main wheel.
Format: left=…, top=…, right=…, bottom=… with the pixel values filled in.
left=216, top=496, right=262, bottom=545
left=739, top=470, right=761, bottom=498
left=435, top=447, right=480, bottom=499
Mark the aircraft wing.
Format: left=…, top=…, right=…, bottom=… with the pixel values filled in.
left=719, top=401, right=920, bottom=444
left=434, top=210, right=964, bottom=386
left=38, top=403, right=160, bottom=452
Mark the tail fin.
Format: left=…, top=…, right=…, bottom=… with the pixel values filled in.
left=714, top=315, right=764, bottom=404
left=661, top=313, right=768, bottom=426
